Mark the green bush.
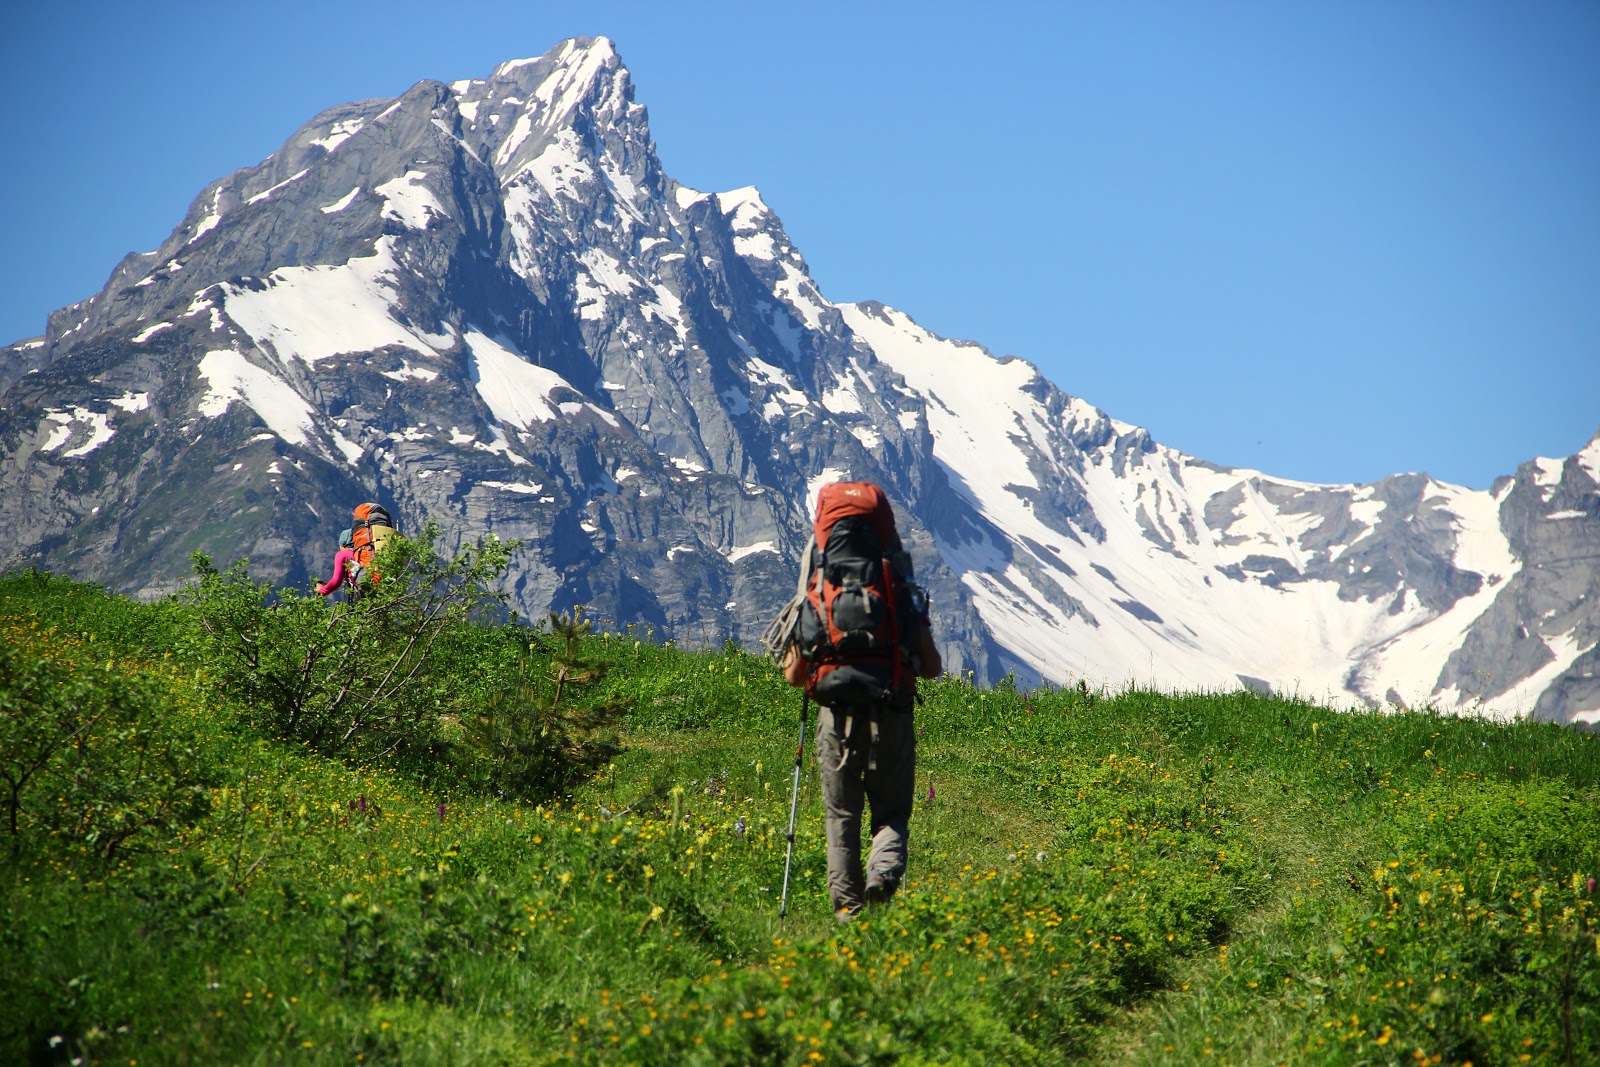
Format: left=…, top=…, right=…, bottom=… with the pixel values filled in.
left=182, top=521, right=516, bottom=756
left=0, top=639, right=213, bottom=862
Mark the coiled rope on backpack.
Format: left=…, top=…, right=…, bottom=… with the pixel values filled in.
left=761, top=534, right=816, bottom=663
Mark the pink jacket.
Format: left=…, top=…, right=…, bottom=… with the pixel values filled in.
left=317, top=548, right=358, bottom=597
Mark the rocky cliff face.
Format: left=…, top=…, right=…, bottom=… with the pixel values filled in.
left=2, top=36, right=1596, bottom=723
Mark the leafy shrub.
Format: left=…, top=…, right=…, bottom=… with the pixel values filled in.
left=0, top=639, right=213, bottom=862
left=182, top=521, right=516, bottom=756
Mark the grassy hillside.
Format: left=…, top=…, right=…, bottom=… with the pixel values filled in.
left=1, top=569, right=1597, bottom=1065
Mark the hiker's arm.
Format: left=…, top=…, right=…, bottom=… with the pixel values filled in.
left=317, top=550, right=350, bottom=597
left=316, top=566, right=340, bottom=597
left=782, top=644, right=808, bottom=688
left=914, top=621, right=942, bottom=679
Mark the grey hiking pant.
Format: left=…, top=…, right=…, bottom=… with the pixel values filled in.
left=815, top=702, right=916, bottom=914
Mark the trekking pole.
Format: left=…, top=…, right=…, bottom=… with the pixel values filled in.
left=778, top=691, right=809, bottom=921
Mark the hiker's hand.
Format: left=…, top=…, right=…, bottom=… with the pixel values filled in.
left=915, top=623, right=942, bottom=679
left=782, top=645, right=808, bottom=688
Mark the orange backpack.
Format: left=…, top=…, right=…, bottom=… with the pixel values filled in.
left=348, top=502, right=395, bottom=587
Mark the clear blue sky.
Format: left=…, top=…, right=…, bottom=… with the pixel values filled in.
left=3, top=1, right=1596, bottom=490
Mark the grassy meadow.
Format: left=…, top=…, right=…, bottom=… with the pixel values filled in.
left=1, top=568, right=1597, bottom=1065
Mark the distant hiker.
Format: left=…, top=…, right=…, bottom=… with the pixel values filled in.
left=316, top=503, right=397, bottom=602
left=770, top=481, right=941, bottom=923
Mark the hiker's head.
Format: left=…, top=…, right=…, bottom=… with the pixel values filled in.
left=339, top=528, right=353, bottom=549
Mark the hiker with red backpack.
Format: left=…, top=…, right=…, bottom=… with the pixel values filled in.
left=765, top=481, right=941, bottom=923
left=316, top=503, right=396, bottom=602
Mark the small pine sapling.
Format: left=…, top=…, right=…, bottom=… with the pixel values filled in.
left=462, top=611, right=625, bottom=800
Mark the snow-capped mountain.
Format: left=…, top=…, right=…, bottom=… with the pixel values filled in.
left=2, top=37, right=1596, bottom=723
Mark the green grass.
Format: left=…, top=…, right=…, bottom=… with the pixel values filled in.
left=1, top=571, right=1597, bottom=1065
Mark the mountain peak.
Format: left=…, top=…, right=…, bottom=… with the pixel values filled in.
left=718, top=186, right=767, bottom=211
left=718, top=186, right=776, bottom=232
left=1577, top=427, right=1600, bottom=485
left=492, top=36, right=619, bottom=81
left=454, top=37, right=646, bottom=185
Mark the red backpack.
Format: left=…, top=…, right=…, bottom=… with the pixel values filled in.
left=795, top=482, right=923, bottom=706
left=348, top=502, right=395, bottom=588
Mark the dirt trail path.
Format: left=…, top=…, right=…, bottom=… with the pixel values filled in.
left=1090, top=783, right=1372, bottom=1065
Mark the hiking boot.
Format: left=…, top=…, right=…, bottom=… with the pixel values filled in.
left=864, top=875, right=899, bottom=905
left=835, top=903, right=862, bottom=925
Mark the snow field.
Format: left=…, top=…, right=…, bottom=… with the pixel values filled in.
left=838, top=301, right=1539, bottom=711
